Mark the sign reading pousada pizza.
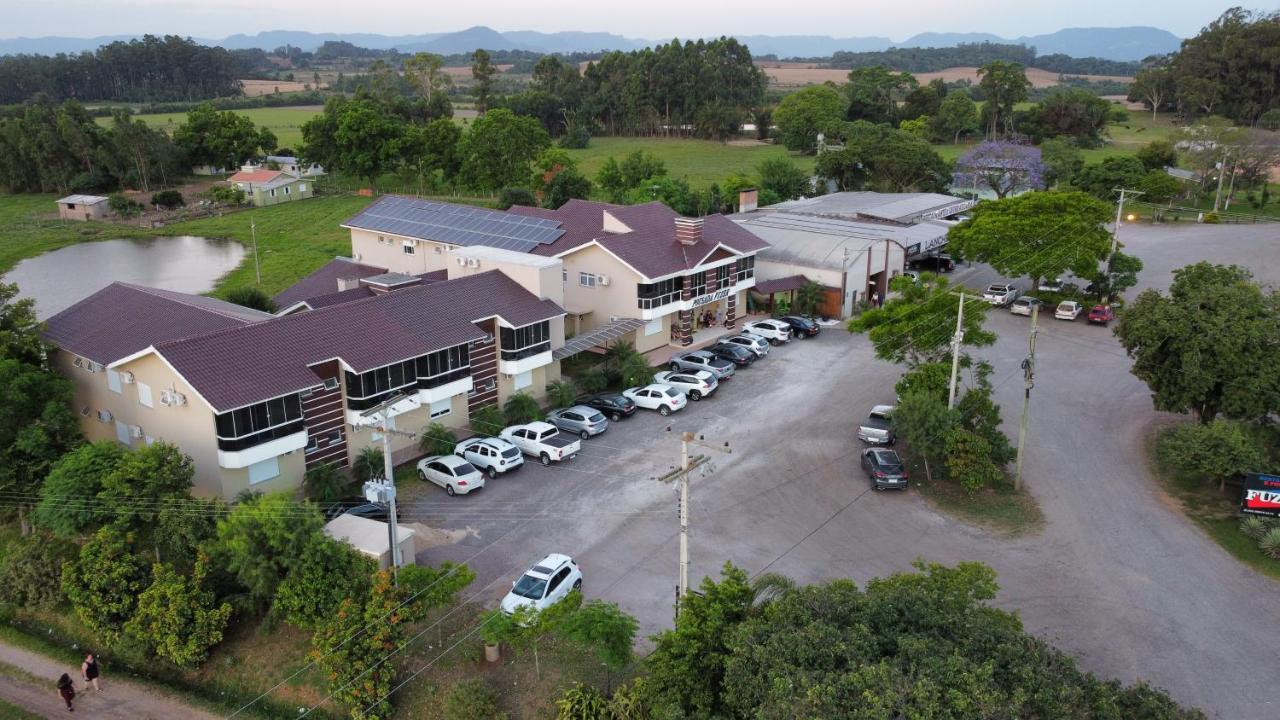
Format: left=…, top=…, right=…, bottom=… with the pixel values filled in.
left=1241, top=473, right=1280, bottom=518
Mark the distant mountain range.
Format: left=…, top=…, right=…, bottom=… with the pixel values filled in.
left=0, top=25, right=1182, bottom=62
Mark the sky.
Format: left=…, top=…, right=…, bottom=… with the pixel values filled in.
left=3, top=0, right=1239, bottom=40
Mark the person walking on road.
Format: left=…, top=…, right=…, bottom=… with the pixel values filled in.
left=81, top=652, right=101, bottom=692
left=56, top=673, right=76, bottom=712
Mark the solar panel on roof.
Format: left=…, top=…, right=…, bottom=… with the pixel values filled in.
left=351, top=198, right=566, bottom=253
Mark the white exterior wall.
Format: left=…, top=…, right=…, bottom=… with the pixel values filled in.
left=350, top=228, right=454, bottom=275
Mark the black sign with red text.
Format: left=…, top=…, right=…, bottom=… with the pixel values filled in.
left=1241, top=473, right=1280, bottom=518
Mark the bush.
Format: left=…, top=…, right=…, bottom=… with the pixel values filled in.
left=34, top=441, right=128, bottom=537
left=497, top=187, right=537, bottom=210
left=223, top=286, right=277, bottom=313
left=150, top=189, right=186, bottom=209
left=504, top=392, right=543, bottom=424
left=303, top=462, right=346, bottom=503
left=1202, top=212, right=1220, bottom=224
left=352, top=446, right=384, bottom=483
left=61, top=527, right=151, bottom=643
left=274, top=535, right=373, bottom=629
left=108, top=193, right=143, bottom=217
left=1260, top=527, right=1280, bottom=560
left=471, top=405, right=507, bottom=436
left=397, top=562, right=476, bottom=622
left=419, top=421, right=457, bottom=457
left=124, top=556, right=232, bottom=667
left=579, top=369, right=609, bottom=394
left=558, top=125, right=590, bottom=149
left=1239, top=516, right=1274, bottom=541
left=0, top=533, right=77, bottom=607
left=207, top=185, right=246, bottom=205
left=443, top=679, right=506, bottom=720
left=546, top=380, right=577, bottom=409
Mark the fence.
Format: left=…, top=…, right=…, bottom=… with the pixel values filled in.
left=1130, top=201, right=1280, bottom=224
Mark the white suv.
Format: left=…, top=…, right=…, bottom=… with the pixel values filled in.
left=742, top=319, right=792, bottom=344
left=654, top=370, right=718, bottom=401
left=501, top=554, right=583, bottom=615
left=453, top=437, right=523, bottom=479
left=718, top=333, right=769, bottom=357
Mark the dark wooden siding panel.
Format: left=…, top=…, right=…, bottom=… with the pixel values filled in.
left=304, top=359, right=348, bottom=469
left=467, top=319, right=499, bottom=416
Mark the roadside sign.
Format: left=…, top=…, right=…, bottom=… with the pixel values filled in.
left=1241, top=473, right=1280, bottom=518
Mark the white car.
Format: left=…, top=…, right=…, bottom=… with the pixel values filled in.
left=1055, top=300, right=1083, bottom=321
left=718, top=333, right=769, bottom=358
left=623, top=384, right=688, bottom=416
left=1038, top=277, right=1064, bottom=293
left=416, top=454, right=485, bottom=496
left=1008, top=297, right=1043, bottom=317
left=653, top=370, right=718, bottom=401
left=741, top=319, right=792, bottom=344
left=982, top=283, right=1020, bottom=307
left=453, top=437, right=523, bottom=479
left=501, top=553, right=583, bottom=615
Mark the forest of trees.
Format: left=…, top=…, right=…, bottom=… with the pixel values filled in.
left=0, top=35, right=246, bottom=104
left=823, top=42, right=1139, bottom=76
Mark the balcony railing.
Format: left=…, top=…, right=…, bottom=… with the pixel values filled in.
left=638, top=290, right=683, bottom=310
left=500, top=342, right=551, bottom=362
left=217, top=419, right=306, bottom=452
left=346, top=367, right=472, bottom=411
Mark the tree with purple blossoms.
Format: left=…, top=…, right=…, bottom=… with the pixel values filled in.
left=953, top=141, right=1046, bottom=199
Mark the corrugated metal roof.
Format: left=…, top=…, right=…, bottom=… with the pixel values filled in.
left=732, top=212, right=949, bottom=270
left=56, top=194, right=108, bottom=205
left=344, top=195, right=565, bottom=253
left=554, top=317, right=645, bottom=359
left=771, top=192, right=974, bottom=224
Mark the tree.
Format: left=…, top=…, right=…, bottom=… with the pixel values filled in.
left=1039, top=137, right=1083, bottom=188
left=596, top=151, right=668, bottom=202
left=34, top=441, right=128, bottom=537
left=794, top=281, right=824, bottom=317
left=504, top=392, right=543, bottom=424
left=0, top=532, right=77, bottom=607
left=174, top=103, right=276, bottom=170
left=300, top=97, right=406, bottom=190
left=352, top=445, right=384, bottom=483
left=497, top=187, right=537, bottom=210
left=224, top=286, right=276, bottom=313
left=1073, top=155, right=1147, bottom=200
left=754, top=157, right=809, bottom=201
left=470, top=405, right=506, bottom=436
left=0, top=358, right=81, bottom=534
left=98, top=442, right=195, bottom=536
left=108, top=193, right=142, bottom=217
left=471, top=49, right=497, bottom=115
left=0, top=283, right=45, bottom=366
left=150, top=189, right=185, bottom=209
left=1136, top=139, right=1178, bottom=171
left=1165, top=8, right=1280, bottom=124
left=1136, top=169, right=1183, bottom=204
left=546, top=380, right=577, bottom=409
left=952, top=141, right=1046, bottom=198
left=848, top=275, right=994, bottom=367
left=125, top=555, right=232, bottom=667
left=212, top=492, right=325, bottom=610
left=944, top=426, right=1002, bottom=492
left=1129, top=64, right=1175, bottom=120
left=1115, top=262, right=1280, bottom=423
left=845, top=66, right=916, bottom=125
left=772, top=85, right=845, bottom=153
left=977, top=60, right=1031, bottom=138
left=1157, top=419, right=1266, bottom=492
left=274, top=534, right=373, bottom=629
left=1028, top=88, right=1112, bottom=145
left=303, top=462, right=345, bottom=503
left=419, top=421, right=457, bottom=457
left=930, top=89, right=979, bottom=143
left=312, top=571, right=405, bottom=720
left=1080, top=250, right=1143, bottom=302
left=459, top=109, right=550, bottom=192
left=946, top=191, right=1114, bottom=289
left=61, top=527, right=150, bottom=643
left=397, top=562, right=476, bottom=622
left=544, top=169, right=592, bottom=210
left=402, top=52, right=452, bottom=110
left=892, top=390, right=953, bottom=483
left=901, top=84, right=942, bottom=121
left=558, top=599, right=639, bottom=672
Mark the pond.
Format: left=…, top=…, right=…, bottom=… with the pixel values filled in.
left=4, top=236, right=246, bottom=318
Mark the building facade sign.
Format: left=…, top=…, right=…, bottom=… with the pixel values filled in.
left=692, top=288, right=731, bottom=307
left=913, top=199, right=977, bottom=222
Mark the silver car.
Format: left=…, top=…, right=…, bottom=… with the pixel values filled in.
left=545, top=405, right=609, bottom=439
left=669, top=350, right=735, bottom=380
left=718, top=333, right=769, bottom=358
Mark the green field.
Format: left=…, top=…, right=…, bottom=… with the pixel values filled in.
left=564, top=136, right=815, bottom=187
left=99, top=105, right=323, bottom=149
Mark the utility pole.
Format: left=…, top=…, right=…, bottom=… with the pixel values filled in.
left=250, top=220, right=261, bottom=285
left=1107, top=188, right=1143, bottom=301
left=658, top=429, right=731, bottom=621
left=359, top=393, right=417, bottom=582
left=1213, top=150, right=1230, bottom=212
left=947, top=292, right=965, bottom=409
left=1014, top=303, right=1039, bottom=491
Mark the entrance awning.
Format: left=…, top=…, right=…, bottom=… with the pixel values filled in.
left=553, top=317, right=646, bottom=360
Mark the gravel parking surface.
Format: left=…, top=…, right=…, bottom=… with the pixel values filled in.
left=408, top=221, right=1280, bottom=719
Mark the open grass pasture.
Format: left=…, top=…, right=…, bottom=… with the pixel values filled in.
left=565, top=136, right=815, bottom=187
left=99, top=105, right=323, bottom=149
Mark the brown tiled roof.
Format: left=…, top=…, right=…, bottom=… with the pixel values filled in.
left=43, top=283, right=271, bottom=365
left=754, top=275, right=811, bottom=294
left=156, top=271, right=564, bottom=412
left=511, top=199, right=617, bottom=256
left=298, top=286, right=376, bottom=310
left=274, top=257, right=387, bottom=308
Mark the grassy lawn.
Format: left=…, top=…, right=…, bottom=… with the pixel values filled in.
left=900, top=453, right=1044, bottom=536
left=566, top=136, right=815, bottom=187
left=0, top=194, right=151, bottom=276
left=99, top=106, right=324, bottom=149
left=0, top=698, right=41, bottom=720
left=1147, top=428, right=1280, bottom=582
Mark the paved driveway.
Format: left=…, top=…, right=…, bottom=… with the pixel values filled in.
left=405, top=221, right=1280, bottom=719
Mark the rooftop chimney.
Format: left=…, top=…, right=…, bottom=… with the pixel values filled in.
left=739, top=188, right=758, bottom=213
left=674, top=217, right=703, bottom=246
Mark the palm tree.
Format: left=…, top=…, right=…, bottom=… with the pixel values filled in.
left=352, top=446, right=385, bottom=483
left=795, top=281, right=824, bottom=317
left=546, top=380, right=577, bottom=408
left=618, top=355, right=655, bottom=388
left=749, top=572, right=797, bottom=611
left=471, top=405, right=506, bottom=436
left=418, top=421, right=457, bottom=457
left=503, top=392, right=544, bottom=424
left=303, top=462, right=346, bottom=502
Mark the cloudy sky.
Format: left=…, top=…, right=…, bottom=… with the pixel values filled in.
left=5, top=0, right=1235, bottom=39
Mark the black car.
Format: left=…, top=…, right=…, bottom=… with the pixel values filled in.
left=706, top=342, right=756, bottom=367
left=574, top=392, right=637, bottom=422
left=323, top=497, right=390, bottom=522
left=861, top=448, right=909, bottom=491
left=780, top=315, right=820, bottom=338
left=908, top=254, right=955, bottom=273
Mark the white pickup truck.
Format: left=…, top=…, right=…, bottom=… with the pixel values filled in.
left=982, top=283, right=1020, bottom=306
left=499, top=421, right=582, bottom=465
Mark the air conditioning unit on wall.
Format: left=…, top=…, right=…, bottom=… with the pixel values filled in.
left=130, top=425, right=145, bottom=438
left=598, top=275, right=611, bottom=286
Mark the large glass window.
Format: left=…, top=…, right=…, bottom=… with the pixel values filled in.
left=735, top=255, right=756, bottom=283
left=500, top=321, right=551, bottom=361
left=214, top=394, right=304, bottom=451
left=688, top=271, right=707, bottom=293
left=345, top=344, right=471, bottom=411
left=636, top=277, right=682, bottom=309
left=714, top=263, right=732, bottom=286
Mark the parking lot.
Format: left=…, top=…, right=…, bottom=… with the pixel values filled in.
left=403, top=221, right=1280, bottom=720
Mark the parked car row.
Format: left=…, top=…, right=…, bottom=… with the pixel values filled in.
left=1006, top=293, right=1115, bottom=327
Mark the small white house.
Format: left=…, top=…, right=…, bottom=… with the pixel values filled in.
left=323, top=513, right=417, bottom=570
left=56, top=194, right=109, bottom=221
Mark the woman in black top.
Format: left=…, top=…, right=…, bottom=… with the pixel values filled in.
left=81, top=653, right=100, bottom=692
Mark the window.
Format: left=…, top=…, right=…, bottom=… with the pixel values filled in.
left=714, top=263, right=732, bottom=285
left=499, top=321, right=551, bottom=361
left=636, top=277, right=682, bottom=309
left=115, top=420, right=131, bottom=446
left=305, top=435, right=319, bottom=453
left=214, top=394, right=305, bottom=451
left=107, top=369, right=122, bottom=394
left=269, top=189, right=276, bottom=197
left=562, top=268, right=568, bottom=282
left=403, top=242, right=415, bottom=255
left=327, top=430, right=342, bottom=444
left=137, top=382, right=153, bottom=408
left=429, top=398, right=452, bottom=418
left=248, top=456, right=280, bottom=485
left=514, top=371, right=532, bottom=390
left=346, top=346, right=470, bottom=411
left=579, top=272, right=596, bottom=287
left=323, top=377, right=339, bottom=391
left=688, top=271, right=707, bottom=293
left=283, top=186, right=290, bottom=195
left=300, top=183, right=307, bottom=193
left=735, top=255, right=756, bottom=283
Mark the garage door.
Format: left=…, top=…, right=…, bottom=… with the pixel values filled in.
left=818, top=287, right=843, bottom=318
